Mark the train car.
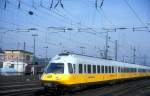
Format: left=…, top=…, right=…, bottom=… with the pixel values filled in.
left=40, top=53, right=150, bottom=91
left=25, top=64, right=44, bottom=75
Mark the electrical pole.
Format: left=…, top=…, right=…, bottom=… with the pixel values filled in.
left=143, top=55, right=147, bottom=65
left=32, top=34, right=38, bottom=64
left=80, top=46, right=86, bottom=55
left=133, top=46, right=136, bottom=64
left=122, top=55, right=125, bottom=62
left=0, top=32, right=5, bottom=49
left=103, top=28, right=116, bottom=59
left=105, top=31, right=109, bottom=59
left=17, top=42, right=20, bottom=50
left=115, top=40, right=118, bottom=61
left=44, top=46, right=48, bottom=67
left=23, top=42, right=26, bottom=51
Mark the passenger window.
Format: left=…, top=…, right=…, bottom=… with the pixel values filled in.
left=121, top=67, right=123, bottom=73
left=97, top=65, right=100, bottom=73
left=88, top=65, right=91, bottom=73
left=79, top=64, right=83, bottom=73
left=102, top=65, right=104, bottom=73
left=93, top=65, right=96, bottom=73
left=112, top=66, right=114, bottom=73
left=68, top=63, right=73, bottom=73
left=73, top=64, right=76, bottom=73
left=118, top=67, right=120, bottom=73
left=84, top=64, right=87, bottom=73
left=105, top=66, right=108, bottom=73
left=9, top=64, right=14, bottom=68
left=109, top=66, right=111, bottom=73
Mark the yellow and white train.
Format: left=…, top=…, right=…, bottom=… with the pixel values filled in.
left=41, top=53, right=150, bottom=90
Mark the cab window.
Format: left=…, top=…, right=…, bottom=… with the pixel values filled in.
left=46, top=63, right=64, bottom=73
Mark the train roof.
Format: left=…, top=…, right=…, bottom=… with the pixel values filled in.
left=52, top=53, right=150, bottom=69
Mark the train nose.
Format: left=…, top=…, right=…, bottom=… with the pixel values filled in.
left=41, top=73, right=62, bottom=81
left=47, top=74, right=52, bottom=78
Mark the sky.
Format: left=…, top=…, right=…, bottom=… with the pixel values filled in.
left=0, top=0, right=150, bottom=65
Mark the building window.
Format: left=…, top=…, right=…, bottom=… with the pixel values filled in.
left=9, top=64, right=14, bottom=68
left=0, top=62, right=3, bottom=68
left=26, top=55, right=30, bottom=61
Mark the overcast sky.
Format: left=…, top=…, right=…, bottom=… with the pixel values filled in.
left=0, top=0, right=150, bottom=65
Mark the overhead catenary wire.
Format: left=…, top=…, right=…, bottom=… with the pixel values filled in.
left=21, top=0, right=139, bottom=56
left=123, top=0, right=148, bottom=29
left=1, top=0, right=149, bottom=63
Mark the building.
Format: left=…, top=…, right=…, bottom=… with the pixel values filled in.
left=0, top=48, right=5, bottom=62
left=3, top=61, right=28, bottom=73
left=0, top=52, right=5, bottom=62
left=4, top=50, right=33, bottom=64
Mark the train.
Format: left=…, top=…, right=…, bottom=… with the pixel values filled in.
left=40, top=52, right=150, bottom=91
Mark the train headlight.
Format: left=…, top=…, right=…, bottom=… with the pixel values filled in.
left=55, top=76, right=61, bottom=80
left=47, top=75, right=52, bottom=78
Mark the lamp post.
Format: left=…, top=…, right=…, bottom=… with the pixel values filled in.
left=44, top=46, right=48, bottom=67
left=32, top=34, right=38, bottom=64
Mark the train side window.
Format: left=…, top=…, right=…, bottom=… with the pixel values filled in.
left=102, top=65, right=104, bottom=73
left=68, top=63, right=73, bottom=74
left=97, top=65, right=100, bottom=73
left=79, top=64, right=83, bottom=74
left=118, top=67, right=120, bottom=73
left=127, top=68, right=129, bottom=72
left=129, top=68, right=131, bottom=72
left=84, top=64, right=87, bottom=73
left=124, top=68, right=126, bottom=72
left=120, top=67, right=122, bottom=73
left=88, top=65, right=91, bottom=74
left=112, top=66, right=114, bottom=73
left=106, top=66, right=109, bottom=73
left=109, top=66, right=111, bottom=73
left=73, top=64, right=76, bottom=73
left=93, top=65, right=96, bottom=73
left=122, top=67, right=124, bottom=73
left=105, top=66, right=108, bottom=73
left=124, top=68, right=125, bottom=72
left=135, top=68, right=137, bottom=72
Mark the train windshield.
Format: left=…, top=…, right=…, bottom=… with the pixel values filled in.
left=46, top=63, right=64, bottom=74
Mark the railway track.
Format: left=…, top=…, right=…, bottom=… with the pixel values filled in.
left=61, top=78, right=150, bottom=96
left=0, top=78, right=150, bottom=96
left=0, top=79, right=43, bottom=96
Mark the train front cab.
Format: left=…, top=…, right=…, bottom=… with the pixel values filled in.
left=41, top=62, right=74, bottom=90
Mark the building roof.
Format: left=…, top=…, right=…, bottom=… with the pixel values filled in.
left=4, top=50, right=33, bottom=54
